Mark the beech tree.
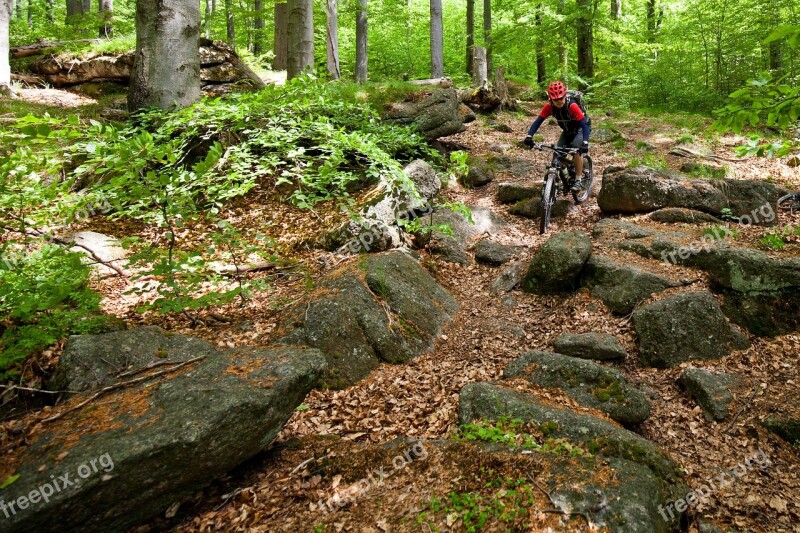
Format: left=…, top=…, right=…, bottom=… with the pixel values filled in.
left=325, top=0, right=340, bottom=79
left=273, top=2, right=287, bottom=70
left=576, top=0, right=594, bottom=82
left=483, top=0, right=491, bottom=74
left=99, top=0, right=112, bottom=37
left=128, top=0, right=200, bottom=110
left=0, top=0, right=10, bottom=94
left=355, top=0, right=366, bottom=83
left=286, top=0, right=313, bottom=79
left=430, top=0, right=443, bottom=77
left=465, top=0, right=474, bottom=76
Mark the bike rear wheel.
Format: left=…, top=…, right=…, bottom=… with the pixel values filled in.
left=572, top=155, right=594, bottom=204
left=540, top=170, right=557, bottom=235
left=778, top=192, right=800, bottom=211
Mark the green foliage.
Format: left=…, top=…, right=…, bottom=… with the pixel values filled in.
left=623, top=151, right=668, bottom=170
left=759, top=225, right=800, bottom=250
left=457, top=417, right=590, bottom=458
left=449, top=150, right=470, bottom=179
left=0, top=246, right=110, bottom=379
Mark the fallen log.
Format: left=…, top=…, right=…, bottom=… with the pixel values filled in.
left=408, top=77, right=453, bottom=88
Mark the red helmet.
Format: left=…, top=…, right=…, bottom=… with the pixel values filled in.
left=547, top=81, right=567, bottom=100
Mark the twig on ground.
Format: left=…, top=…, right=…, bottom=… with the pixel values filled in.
left=723, top=385, right=760, bottom=433
left=43, top=356, right=206, bottom=423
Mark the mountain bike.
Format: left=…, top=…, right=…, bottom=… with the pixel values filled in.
left=778, top=191, right=800, bottom=211
left=531, top=142, right=594, bottom=234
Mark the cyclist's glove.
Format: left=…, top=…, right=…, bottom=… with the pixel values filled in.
left=523, top=135, right=534, bottom=148
left=580, top=141, right=589, bottom=154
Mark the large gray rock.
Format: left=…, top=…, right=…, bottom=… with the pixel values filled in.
left=49, top=326, right=215, bottom=392
left=460, top=156, right=494, bottom=188
left=2, top=331, right=325, bottom=533
left=592, top=127, right=624, bottom=144
left=458, top=382, right=681, bottom=480
left=680, top=367, right=741, bottom=421
left=486, top=155, right=534, bottom=178
left=421, top=207, right=506, bottom=265
left=761, top=417, right=800, bottom=443
left=472, top=239, right=519, bottom=265
left=649, top=208, right=722, bottom=224
left=592, top=218, right=658, bottom=240
left=325, top=160, right=440, bottom=253
left=553, top=332, right=628, bottom=361
left=582, top=255, right=680, bottom=314
left=275, top=251, right=457, bottom=388
left=522, top=231, right=592, bottom=294
left=504, top=350, right=651, bottom=424
left=383, top=88, right=466, bottom=140
left=720, top=289, right=800, bottom=337
left=491, top=259, right=527, bottom=293
left=598, top=166, right=783, bottom=225
left=509, top=197, right=576, bottom=220
left=632, top=292, right=750, bottom=368
left=496, top=182, right=541, bottom=204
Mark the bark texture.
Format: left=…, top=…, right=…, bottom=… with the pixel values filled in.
left=128, top=0, right=201, bottom=111
left=430, top=0, right=443, bottom=78
left=286, top=0, right=313, bottom=79
left=273, top=2, right=287, bottom=70
left=355, top=0, right=367, bottom=83
left=0, top=0, right=10, bottom=89
left=325, top=0, right=340, bottom=79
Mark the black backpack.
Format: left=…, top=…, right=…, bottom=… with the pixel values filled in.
left=552, top=89, right=591, bottom=130
left=566, top=90, right=589, bottom=118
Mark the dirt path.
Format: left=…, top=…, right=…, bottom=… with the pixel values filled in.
left=155, top=109, right=799, bottom=532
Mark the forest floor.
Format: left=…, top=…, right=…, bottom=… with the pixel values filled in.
left=3, top=91, right=800, bottom=532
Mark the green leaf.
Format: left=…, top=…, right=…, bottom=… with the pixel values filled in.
left=1, top=474, right=20, bottom=489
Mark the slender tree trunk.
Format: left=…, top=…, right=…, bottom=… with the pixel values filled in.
left=99, top=0, right=113, bottom=37
left=535, top=7, right=546, bottom=83
left=483, top=0, right=491, bottom=75
left=325, top=0, right=340, bottom=79
left=473, top=45, right=487, bottom=87
left=82, top=0, right=90, bottom=12
left=430, top=0, right=443, bottom=78
left=286, top=0, right=313, bottom=79
left=129, top=0, right=200, bottom=111
left=557, top=0, right=567, bottom=74
left=15, top=0, right=20, bottom=19
left=204, top=0, right=211, bottom=39
left=466, top=0, right=474, bottom=77
left=273, top=2, right=287, bottom=70
left=225, top=0, right=235, bottom=47
left=26, top=0, right=31, bottom=27
left=576, top=0, right=594, bottom=84
left=355, top=0, right=366, bottom=82
left=0, top=0, right=10, bottom=92
left=46, top=0, right=53, bottom=23
left=253, top=0, right=263, bottom=54
left=611, top=0, right=621, bottom=19
left=646, top=0, right=656, bottom=42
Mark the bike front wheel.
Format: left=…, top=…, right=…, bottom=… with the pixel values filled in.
left=540, top=170, right=557, bottom=235
left=572, top=154, right=594, bottom=204
left=778, top=192, right=800, bottom=211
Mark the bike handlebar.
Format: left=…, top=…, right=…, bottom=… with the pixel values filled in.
left=531, top=143, right=579, bottom=154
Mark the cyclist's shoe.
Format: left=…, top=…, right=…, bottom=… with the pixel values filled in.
left=570, top=178, right=583, bottom=192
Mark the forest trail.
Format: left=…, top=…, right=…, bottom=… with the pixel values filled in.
left=146, top=106, right=800, bottom=532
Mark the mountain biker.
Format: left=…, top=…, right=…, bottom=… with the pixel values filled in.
left=523, top=81, right=591, bottom=191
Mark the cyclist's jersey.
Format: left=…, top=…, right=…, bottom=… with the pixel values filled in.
left=538, top=102, right=585, bottom=133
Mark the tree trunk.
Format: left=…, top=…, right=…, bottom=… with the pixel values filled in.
left=430, top=0, right=443, bottom=78
left=14, top=0, right=20, bottom=20
left=225, top=0, right=234, bottom=47
left=355, top=0, right=366, bottom=82
left=82, top=0, right=90, bottom=12
left=483, top=0, right=491, bottom=75
left=99, top=0, right=112, bottom=37
left=46, top=0, right=53, bottom=23
left=557, top=0, right=567, bottom=74
left=646, top=0, right=656, bottom=42
left=253, top=0, right=263, bottom=54
left=611, top=0, right=620, bottom=19
left=473, top=45, right=487, bottom=88
left=576, top=0, right=593, bottom=84
left=273, top=2, right=287, bottom=70
left=0, top=0, right=10, bottom=91
left=324, top=0, right=339, bottom=79
left=128, top=0, right=200, bottom=111
left=66, top=0, right=84, bottom=21
left=204, top=0, right=211, bottom=39
left=286, top=0, right=313, bottom=79
left=466, top=0, right=474, bottom=77
left=535, top=5, right=545, bottom=83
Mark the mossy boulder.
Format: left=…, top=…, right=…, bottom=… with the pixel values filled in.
left=275, top=251, right=457, bottom=388
left=649, top=208, right=722, bottom=224
left=680, top=367, right=741, bottom=421
left=761, top=417, right=800, bottom=444
left=504, top=350, right=651, bottom=424
left=472, top=239, right=519, bottom=265
left=509, top=197, right=576, bottom=220
left=2, top=336, right=325, bottom=533
left=496, top=182, right=541, bottom=204
left=632, top=292, right=750, bottom=368
left=459, top=156, right=494, bottom=188
left=553, top=332, right=628, bottom=361
left=522, top=231, right=592, bottom=294
left=582, top=255, right=680, bottom=314
left=458, top=382, right=681, bottom=480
